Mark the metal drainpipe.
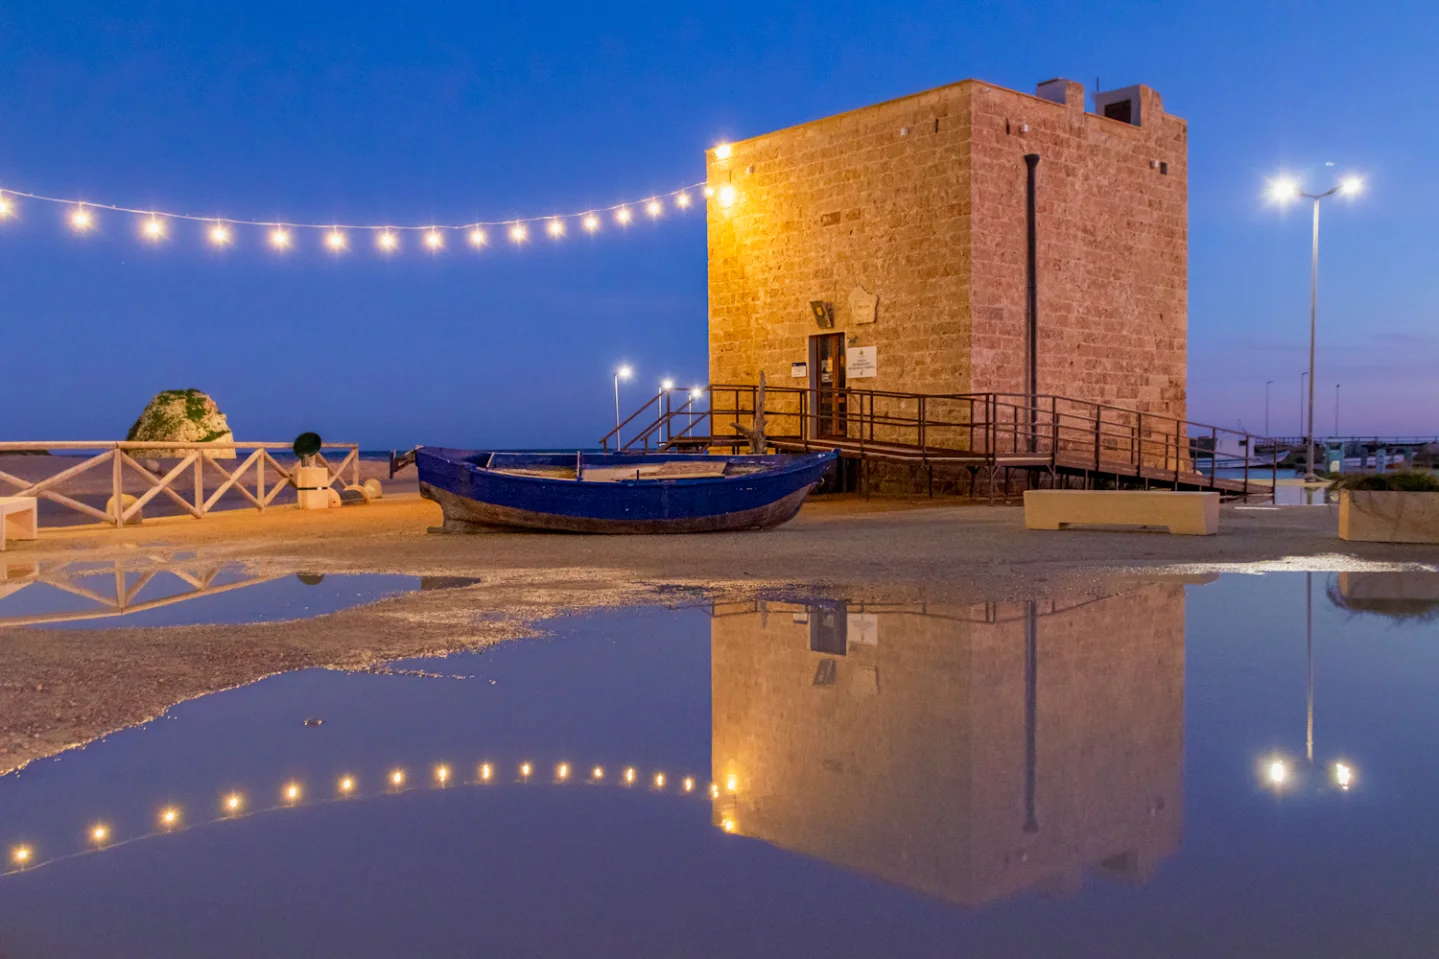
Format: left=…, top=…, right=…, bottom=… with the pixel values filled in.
left=1024, top=154, right=1041, bottom=454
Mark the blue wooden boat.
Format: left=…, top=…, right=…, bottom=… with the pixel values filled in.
left=415, top=448, right=837, bottom=534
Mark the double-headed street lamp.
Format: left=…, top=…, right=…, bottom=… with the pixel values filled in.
left=1268, top=173, right=1363, bottom=480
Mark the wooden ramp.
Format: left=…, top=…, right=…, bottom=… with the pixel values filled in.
left=602, top=386, right=1277, bottom=502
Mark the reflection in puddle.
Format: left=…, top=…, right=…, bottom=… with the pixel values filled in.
left=0, top=555, right=421, bottom=629
left=1328, top=571, right=1439, bottom=622
left=2, top=574, right=1439, bottom=956
left=710, top=591, right=1184, bottom=903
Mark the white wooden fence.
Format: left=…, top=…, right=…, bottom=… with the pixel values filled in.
left=0, top=441, right=360, bottom=529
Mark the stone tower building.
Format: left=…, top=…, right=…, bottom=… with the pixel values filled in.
left=706, top=76, right=1187, bottom=421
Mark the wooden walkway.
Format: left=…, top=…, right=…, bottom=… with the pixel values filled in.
left=602, top=385, right=1277, bottom=501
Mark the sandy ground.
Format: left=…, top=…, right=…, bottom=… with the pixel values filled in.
left=3, top=493, right=1436, bottom=777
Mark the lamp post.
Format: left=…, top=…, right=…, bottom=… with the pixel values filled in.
left=1265, top=380, right=1274, bottom=437
left=1335, top=383, right=1341, bottom=438
left=1267, top=174, right=1363, bottom=481
left=659, top=378, right=675, bottom=444
left=614, top=365, right=633, bottom=445
left=1300, top=371, right=1308, bottom=443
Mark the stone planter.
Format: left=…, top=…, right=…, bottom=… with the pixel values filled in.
left=1338, top=490, right=1439, bottom=544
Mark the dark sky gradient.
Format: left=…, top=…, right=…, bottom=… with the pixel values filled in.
left=1, top=1, right=1434, bottom=447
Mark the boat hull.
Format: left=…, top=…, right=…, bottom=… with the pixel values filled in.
left=416, top=448, right=835, bottom=534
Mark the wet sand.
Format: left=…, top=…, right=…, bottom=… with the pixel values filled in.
left=3, top=493, right=1436, bottom=777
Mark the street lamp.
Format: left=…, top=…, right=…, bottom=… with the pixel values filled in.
left=1267, top=173, right=1363, bottom=480
left=1265, top=380, right=1274, bottom=437
left=659, top=378, right=675, bottom=444
left=1334, top=383, right=1341, bottom=438
left=614, top=365, right=633, bottom=445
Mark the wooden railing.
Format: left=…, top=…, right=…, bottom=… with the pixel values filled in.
left=0, top=441, right=360, bottom=529
left=601, top=384, right=1279, bottom=497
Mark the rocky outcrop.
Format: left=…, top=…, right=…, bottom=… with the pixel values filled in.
left=125, top=389, right=235, bottom=459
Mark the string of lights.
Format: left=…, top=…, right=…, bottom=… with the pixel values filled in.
left=0, top=176, right=734, bottom=254
left=3, top=757, right=742, bottom=875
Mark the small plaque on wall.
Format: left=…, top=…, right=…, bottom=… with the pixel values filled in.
left=847, top=346, right=877, bottom=378
left=850, top=285, right=878, bottom=325
left=791, top=362, right=808, bottom=378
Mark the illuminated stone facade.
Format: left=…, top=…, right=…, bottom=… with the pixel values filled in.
left=706, top=77, right=1187, bottom=418
left=709, top=584, right=1186, bottom=905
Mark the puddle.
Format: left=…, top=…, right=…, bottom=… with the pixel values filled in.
left=0, top=556, right=425, bottom=629
left=2, top=574, right=1439, bottom=956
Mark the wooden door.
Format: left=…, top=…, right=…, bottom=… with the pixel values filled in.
left=810, top=333, right=847, bottom=439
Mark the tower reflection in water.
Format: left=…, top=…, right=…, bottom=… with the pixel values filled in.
left=708, top=584, right=1187, bottom=906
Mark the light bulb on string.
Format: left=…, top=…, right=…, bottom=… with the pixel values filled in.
left=509, top=223, right=528, bottom=243
left=583, top=214, right=600, bottom=233
left=11, top=845, right=32, bottom=866
left=90, top=824, right=110, bottom=845
left=338, top=775, right=356, bottom=795
left=547, top=218, right=565, bottom=238
left=703, top=186, right=716, bottom=198
left=377, top=230, right=399, bottom=253
left=0, top=193, right=12, bottom=218
left=468, top=228, right=487, bottom=248
left=69, top=205, right=94, bottom=232
left=160, top=807, right=180, bottom=828
left=224, top=792, right=244, bottom=814
left=646, top=199, right=662, bottom=218
left=326, top=229, right=347, bottom=252
left=676, top=193, right=691, bottom=209
left=615, top=207, right=632, bottom=225
left=717, top=185, right=737, bottom=208
left=141, top=216, right=167, bottom=241
left=269, top=227, right=292, bottom=250
left=208, top=222, right=231, bottom=247
left=424, top=230, right=444, bottom=251
left=283, top=782, right=302, bottom=803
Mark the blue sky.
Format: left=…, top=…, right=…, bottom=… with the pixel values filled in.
left=1, top=0, right=1434, bottom=447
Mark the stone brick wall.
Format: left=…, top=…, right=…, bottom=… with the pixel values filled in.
left=707, top=76, right=1187, bottom=424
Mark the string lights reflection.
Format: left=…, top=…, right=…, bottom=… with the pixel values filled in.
left=1, top=757, right=728, bottom=877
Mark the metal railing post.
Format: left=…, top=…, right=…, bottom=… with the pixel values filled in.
left=1174, top=418, right=1183, bottom=487
left=1137, top=413, right=1144, bottom=474
left=1093, top=407, right=1101, bottom=473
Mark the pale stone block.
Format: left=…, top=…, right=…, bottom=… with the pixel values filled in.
left=1023, top=490, right=1218, bottom=536
left=1338, top=491, right=1439, bottom=544
left=0, top=495, right=38, bottom=550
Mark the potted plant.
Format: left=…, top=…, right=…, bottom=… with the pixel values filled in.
left=1334, top=471, right=1439, bottom=544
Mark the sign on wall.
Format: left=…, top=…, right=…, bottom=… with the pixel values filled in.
left=847, top=346, right=877, bottom=378
left=791, top=362, right=808, bottom=378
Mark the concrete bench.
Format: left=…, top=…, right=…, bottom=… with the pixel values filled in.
left=0, top=496, right=38, bottom=550
left=1023, top=490, right=1219, bottom=536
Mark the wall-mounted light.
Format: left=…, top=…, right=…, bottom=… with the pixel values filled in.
left=810, top=300, right=834, bottom=329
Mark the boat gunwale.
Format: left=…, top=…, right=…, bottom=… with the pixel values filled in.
left=424, top=448, right=838, bottom=489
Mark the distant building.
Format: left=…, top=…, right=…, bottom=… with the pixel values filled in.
left=706, top=77, right=1187, bottom=423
